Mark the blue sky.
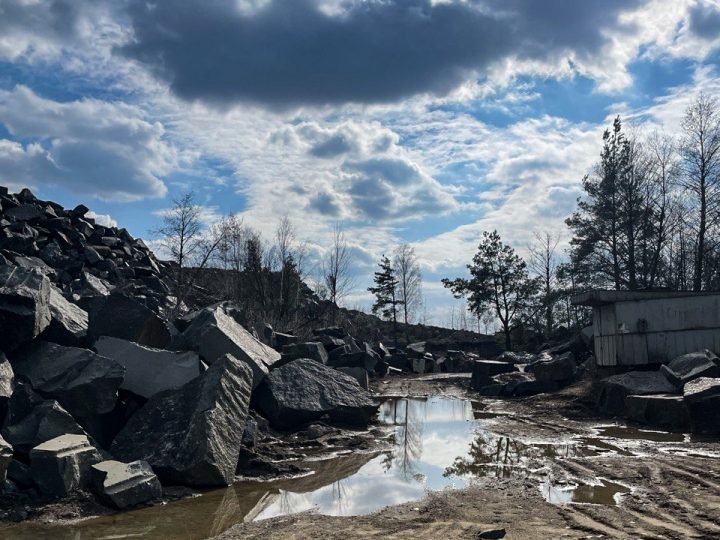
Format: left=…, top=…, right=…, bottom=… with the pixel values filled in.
left=1, top=0, right=719, bottom=325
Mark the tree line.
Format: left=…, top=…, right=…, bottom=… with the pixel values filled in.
left=442, top=93, right=720, bottom=350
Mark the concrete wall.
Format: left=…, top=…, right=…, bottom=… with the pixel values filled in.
left=593, top=294, right=720, bottom=367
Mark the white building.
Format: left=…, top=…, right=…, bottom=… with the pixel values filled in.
left=572, top=290, right=720, bottom=367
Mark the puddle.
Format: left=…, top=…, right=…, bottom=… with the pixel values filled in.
left=595, top=426, right=686, bottom=443
left=541, top=478, right=631, bottom=505
left=0, top=397, right=636, bottom=539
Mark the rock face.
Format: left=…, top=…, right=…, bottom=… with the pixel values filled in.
left=30, top=434, right=101, bottom=496
left=256, top=358, right=379, bottom=429
left=91, top=460, right=162, bottom=509
left=470, top=360, right=517, bottom=390
left=598, top=371, right=677, bottom=416
left=94, top=336, right=200, bottom=399
left=40, top=284, right=88, bottom=346
left=683, top=377, right=720, bottom=435
left=0, top=352, right=14, bottom=420
left=661, top=350, right=720, bottom=390
left=279, top=342, right=328, bottom=367
left=111, top=353, right=253, bottom=487
left=527, top=352, right=577, bottom=384
left=183, top=306, right=279, bottom=388
left=625, top=394, right=690, bottom=430
left=0, top=266, right=51, bottom=351
left=88, top=293, right=171, bottom=348
left=12, top=341, right=124, bottom=418
left=2, top=383, right=91, bottom=454
left=0, top=435, right=12, bottom=484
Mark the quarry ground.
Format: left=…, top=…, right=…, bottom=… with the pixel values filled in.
left=217, top=373, right=720, bottom=540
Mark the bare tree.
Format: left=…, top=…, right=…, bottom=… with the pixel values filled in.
left=275, top=215, right=296, bottom=310
left=322, top=223, right=355, bottom=305
left=154, top=192, right=223, bottom=314
left=392, top=243, right=423, bottom=325
left=528, top=231, right=560, bottom=337
left=680, top=93, right=720, bottom=291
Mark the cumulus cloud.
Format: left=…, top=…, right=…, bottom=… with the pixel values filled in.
left=0, top=86, right=173, bottom=201
left=689, top=1, right=720, bottom=40
left=118, top=0, right=652, bottom=108
left=275, top=120, right=459, bottom=221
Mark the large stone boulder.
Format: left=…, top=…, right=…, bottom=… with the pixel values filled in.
left=87, top=293, right=171, bottom=348
left=183, top=306, right=279, bottom=388
left=91, top=460, right=162, bottom=509
left=94, top=336, right=200, bottom=399
left=625, top=394, right=690, bottom=430
left=39, top=284, right=88, bottom=347
left=597, top=371, right=677, bottom=416
left=0, top=266, right=51, bottom=351
left=470, top=360, right=517, bottom=390
left=278, top=342, right=328, bottom=368
left=111, top=353, right=253, bottom=487
left=337, top=367, right=370, bottom=390
left=255, top=358, right=379, bottom=429
left=30, top=434, right=102, bottom=496
left=11, top=341, right=125, bottom=418
left=526, top=352, right=577, bottom=384
left=328, top=351, right=379, bottom=373
left=1, top=383, right=91, bottom=454
left=661, top=350, right=720, bottom=391
left=683, top=377, right=720, bottom=436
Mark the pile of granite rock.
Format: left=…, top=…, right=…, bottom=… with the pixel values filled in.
left=0, top=188, right=380, bottom=514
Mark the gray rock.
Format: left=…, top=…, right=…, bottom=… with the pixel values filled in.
left=88, top=293, right=171, bottom=348
left=256, top=358, right=379, bottom=429
left=598, top=371, right=677, bottom=416
left=683, top=377, right=720, bottom=435
left=183, top=306, right=279, bottom=388
left=0, top=435, right=11, bottom=485
left=279, top=342, right=328, bottom=367
left=312, top=326, right=345, bottom=339
left=527, top=352, right=577, bottom=384
left=30, top=434, right=101, bottom=497
left=625, top=394, right=689, bottom=430
left=470, top=360, right=517, bottom=390
left=40, top=284, right=88, bottom=346
left=0, top=266, right=51, bottom=351
left=479, top=529, right=506, bottom=539
left=329, top=351, right=379, bottom=373
left=94, top=336, right=200, bottom=399
left=337, top=367, right=370, bottom=390
left=91, top=460, right=162, bottom=509
left=315, top=334, right=345, bottom=351
left=1, top=383, right=91, bottom=454
left=0, top=352, right=14, bottom=410
left=12, top=341, right=124, bottom=418
left=111, top=353, right=253, bottom=487
left=496, top=351, right=537, bottom=364
left=272, top=331, right=297, bottom=349
left=661, top=350, right=720, bottom=390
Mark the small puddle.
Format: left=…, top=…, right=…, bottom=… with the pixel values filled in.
left=0, top=397, right=641, bottom=539
left=595, top=426, right=686, bottom=443
left=541, top=478, right=631, bottom=505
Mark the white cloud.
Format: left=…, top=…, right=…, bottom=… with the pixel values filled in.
left=0, top=86, right=175, bottom=201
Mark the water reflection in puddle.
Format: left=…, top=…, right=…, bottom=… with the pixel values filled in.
left=541, top=478, right=631, bottom=505
left=595, top=426, right=686, bottom=443
left=0, top=397, right=641, bottom=540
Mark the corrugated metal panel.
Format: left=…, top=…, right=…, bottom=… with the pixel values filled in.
left=591, top=293, right=720, bottom=366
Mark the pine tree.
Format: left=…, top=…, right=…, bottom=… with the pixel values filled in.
left=442, top=231, right=537, bottom=351
left=368, top=255, right=404, bottom=346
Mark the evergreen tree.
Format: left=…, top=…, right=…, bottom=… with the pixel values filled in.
left=442, top=231, right=537, bottom=350
left=368, top=255, right=404, bottom=346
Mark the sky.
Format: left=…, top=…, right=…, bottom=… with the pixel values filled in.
left=1, top=0, right=719, bottom=326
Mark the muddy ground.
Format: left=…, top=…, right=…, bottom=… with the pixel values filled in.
left=216, top=373, right=720, bottom=540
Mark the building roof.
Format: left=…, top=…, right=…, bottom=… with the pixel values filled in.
left=570, top=289, right=720, bottom=307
